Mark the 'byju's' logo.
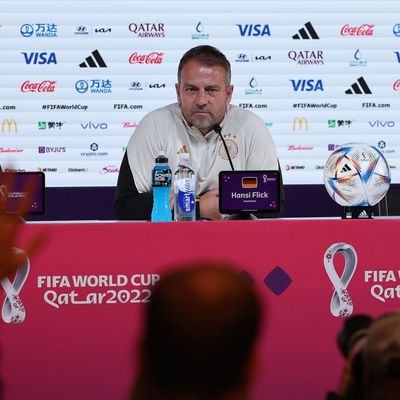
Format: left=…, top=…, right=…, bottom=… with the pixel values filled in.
left=1, top=248, right=30, bottom=324
left=324, top=243, right=357, bottom=318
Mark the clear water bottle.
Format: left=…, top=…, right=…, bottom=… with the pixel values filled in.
left=174, top=153, right=196, bottom=221
left=151, top=152, right=172, bottom=222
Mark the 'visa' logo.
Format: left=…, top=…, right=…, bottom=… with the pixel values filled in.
left=22, top=52, right=57, bottom=64
left=237, top=24, right=271, bottom=36
left=290, top=79, right=324, bottom=91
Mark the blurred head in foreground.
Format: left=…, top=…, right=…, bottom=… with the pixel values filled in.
left=361, top=311, right=400, bottom=400
left=131, top=261, right=262, bottom=400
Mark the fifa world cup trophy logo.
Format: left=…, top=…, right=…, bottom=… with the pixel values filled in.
left=324, top=243, right=357, bottom=318
left=1, top=248, right=30, bottom=324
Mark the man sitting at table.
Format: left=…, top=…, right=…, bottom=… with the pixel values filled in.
left=116, top=45, right=282, bottom=221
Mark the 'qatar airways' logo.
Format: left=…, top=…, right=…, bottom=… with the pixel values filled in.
left=340, top=24, right=375, bottom=36
left=129, top=52, right=164, bottom=64
left=21, top=80, right=56, bottom=93
left=1, top=248, right=30, bottom=324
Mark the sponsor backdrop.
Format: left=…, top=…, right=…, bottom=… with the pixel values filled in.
left=0, top=0, right=400, bottom=189
left=2, top=220, right=400, bottom=399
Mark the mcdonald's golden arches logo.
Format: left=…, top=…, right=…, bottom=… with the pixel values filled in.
left=292, top=117, right=308, bottom=131
left=1, top=118, right=18, bottom=133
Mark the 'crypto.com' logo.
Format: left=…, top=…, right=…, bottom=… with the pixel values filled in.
left=324, top=243, right=358, bottom=318
left=1, top=248, right=30, bottom=324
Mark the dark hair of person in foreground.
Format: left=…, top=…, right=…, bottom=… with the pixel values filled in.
left=130, top=261, right=262, bottom=400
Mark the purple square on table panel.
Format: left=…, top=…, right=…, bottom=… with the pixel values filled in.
left=264, top=266, right=292, bottom=296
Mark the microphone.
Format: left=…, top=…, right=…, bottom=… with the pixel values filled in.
left=214, top=124, right=235, bottom=171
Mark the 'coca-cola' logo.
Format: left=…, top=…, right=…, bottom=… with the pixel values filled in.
left=129, top=52, right=164, bottom=64
left=21, top=80, right=56, bottom=93
left=340, top=24, right=375, bottom=36
left=393, top=80, right=400, bottom=91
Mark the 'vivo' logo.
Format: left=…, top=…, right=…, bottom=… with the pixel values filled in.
left=237, top=24, right=271, bottom=36
left=369, top=120, right=395, bottom=128
left=22, top=52, right=57, bottom=64
left=81, top=122, right=108, bottom=130
left=290, top=79, right=324, bottom=91
left=394, top=52, right=400, bottom=63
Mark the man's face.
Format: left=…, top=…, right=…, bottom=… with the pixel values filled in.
left=176, top=60, right=233, bottom=135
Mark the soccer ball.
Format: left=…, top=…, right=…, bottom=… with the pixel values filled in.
left=324, top=143, right=391, bottom=206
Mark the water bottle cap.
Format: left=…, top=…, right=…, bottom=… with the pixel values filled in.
left=155, top=151, right=168, bottom=163
left=179, top=152, right=190, bottom=161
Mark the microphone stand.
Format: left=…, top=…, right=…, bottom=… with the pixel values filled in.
left=213, top=124, right=256, bottom=220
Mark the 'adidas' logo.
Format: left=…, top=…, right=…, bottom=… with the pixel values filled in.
left=292, top=22, right=319, bottom=39
left=345, top=77, right=372, bottom=94
left=358, top=210, right=369, bottom=219
left=79, top=49, right=107, bottom=68
left=340, top=164, right=352, bottom=173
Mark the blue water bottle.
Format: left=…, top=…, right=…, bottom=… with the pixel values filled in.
left=151, top=151, right=172, bottom=222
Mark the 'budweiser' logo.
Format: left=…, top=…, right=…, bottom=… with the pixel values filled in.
left=340, top=24, right=374, bottom=36
left=288, top=145, right=314, bottom=151
left=100, top=166, right=120, bottom=174
left=129, top=52, right=163, bottom=64
left=122, top=122, right=138, bottom=128
left=21, top=80, right=56, bottom=93
left=393, top=80, right=400, bottom=91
